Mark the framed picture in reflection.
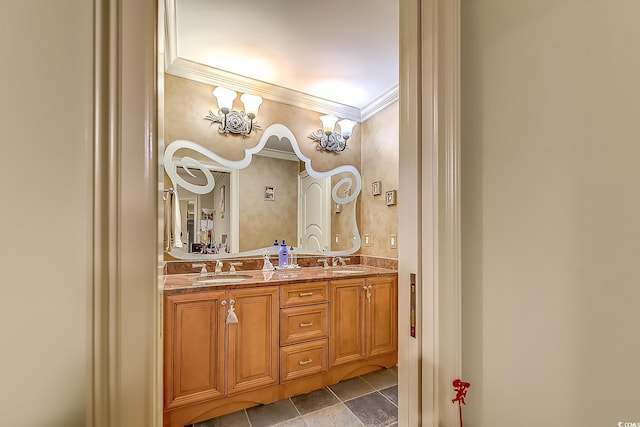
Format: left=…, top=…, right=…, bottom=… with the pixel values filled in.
left=264, top=185, right=275, bottom=201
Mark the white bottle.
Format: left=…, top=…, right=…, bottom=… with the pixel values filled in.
left=278, top=241, right=289, bottom=268
left=289, top=246, right=297, bottom=266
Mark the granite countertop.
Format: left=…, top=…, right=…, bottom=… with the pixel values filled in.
left=161, top=265, right=397, bottom=295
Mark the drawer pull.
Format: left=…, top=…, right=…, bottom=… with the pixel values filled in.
left=298, top=359, right=313, bottom=365
left=299, top=322, right=314, bottom=327
left=299, top=292, right=314, bottom=297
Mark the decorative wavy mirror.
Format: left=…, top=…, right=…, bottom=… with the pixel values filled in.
left=163, top=124, right=361, bottom=260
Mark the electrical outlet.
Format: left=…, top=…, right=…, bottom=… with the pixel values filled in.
left=390, top=234, right=397, bottom=249
left=364, top=234, right=371, bottom=247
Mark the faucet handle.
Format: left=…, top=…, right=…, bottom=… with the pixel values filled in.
left=317, top=258, right=329, bottom=269
left=229, top=262, right=243, bottom=273
left=192, top=263, right=207, bottom=275
left=332, top=256, right=349, bottom=267
left=215, top=260, right=223, bottom=273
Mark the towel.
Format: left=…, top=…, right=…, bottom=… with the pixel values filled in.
left=163, top=191, right=172, bottom=251
left=173, top=187, right=183, bottom=248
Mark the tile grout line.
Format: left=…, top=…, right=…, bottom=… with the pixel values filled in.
left=325, top=385, right=342, bottom=402
left=378, top=388, right=399, bottom=409
left=341, top=401, right=367, bottom=427
left=244, top=408, right=253, bottom=427
left=332, top=378, right=369, bottom=427
left=289, top=397, right=303, bottom=417
left=294, top=385, right=366, bottom=427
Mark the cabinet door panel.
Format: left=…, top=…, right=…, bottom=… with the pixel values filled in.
left=164, top=291, right=226, bottom=409
left=227, top=287, right=279, bottom=395
left=366, top=277, right=398, bottom=357
left=330, top=279, right=365, bottom=367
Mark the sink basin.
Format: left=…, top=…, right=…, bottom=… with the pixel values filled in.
left=331, top=269, right=366, bottom=274
left=194, top=274, right=253, bottom=285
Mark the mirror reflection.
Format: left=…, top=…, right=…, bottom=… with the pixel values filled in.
left=164, top=167, right=232, bottom=255
left=163, top=124, right=361, bottom=260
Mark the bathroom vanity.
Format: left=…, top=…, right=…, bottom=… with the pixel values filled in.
left=161, top=265, right=398, bottom=427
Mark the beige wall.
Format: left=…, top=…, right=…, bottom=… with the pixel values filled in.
left=239, top=156, right=299, bottom=251
left=462, top=1, right=640, bottom=425
left=0, top=1, right=92, bottom=425
left=360, top=102, right=399, bottom=258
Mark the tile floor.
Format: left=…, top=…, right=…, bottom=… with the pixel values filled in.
left=192, top=367, right=398, bottom=427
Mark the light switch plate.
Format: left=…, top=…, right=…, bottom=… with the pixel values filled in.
left=390, top=234, right=397, bottom=249
left=335, top=234, right=340, bottom=244
left=364, top=234, right=371, bottom=247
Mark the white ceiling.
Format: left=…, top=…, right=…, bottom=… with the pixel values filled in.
left=163, top=0, right=399, bottom=122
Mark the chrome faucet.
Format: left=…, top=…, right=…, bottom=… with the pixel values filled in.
left=215, top=260, right=223, bottom=274
left=332, top=257, right=350, bottom=267
left=317, top=258, right=329, bottom=269
left=192, top=263, right=208, bottom=276
left=229, top=262, right=243, bottom=274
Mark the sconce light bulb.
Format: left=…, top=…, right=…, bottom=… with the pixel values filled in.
left=240, top=93, right=263, bottom=120
left=212, top=86, right=237, bottom=115
left=337, top=119, right=357, bottom=139
left=319, top=114, right=339, bottom=135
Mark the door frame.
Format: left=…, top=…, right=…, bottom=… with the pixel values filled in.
left=90, top=0, right=462, bottom=425
left=398, top=0, right=461, bottom=426
left=91, top=0, right=159, bottom=425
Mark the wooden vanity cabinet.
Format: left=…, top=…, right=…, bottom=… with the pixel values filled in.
left=330, top=276, right=397, bottom=367
left=163, top=274, right=397, bottom=427
left=163, top=286, right=279, bottom=409
left=278, top=282, right=330, bottom=382
left=163, top=290, right=226, bottom=409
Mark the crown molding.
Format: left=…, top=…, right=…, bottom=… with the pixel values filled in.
left=162, top=0, right=397, bottom=124
left=166, top=57, right=362, bottom=122
left=361, top=84, right=400, bottom=121
left=257, top=148, right=299, bottom=162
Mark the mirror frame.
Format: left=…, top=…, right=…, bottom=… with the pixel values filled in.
left=164, top=123, right=362, bottom=260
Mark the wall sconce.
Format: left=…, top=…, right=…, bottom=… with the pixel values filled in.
left=204, top=86, right=263, bottom=137
left=308, top=114, right=357, bottom=152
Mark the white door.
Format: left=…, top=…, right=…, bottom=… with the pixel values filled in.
left=298, top=171, right=331, bottom=251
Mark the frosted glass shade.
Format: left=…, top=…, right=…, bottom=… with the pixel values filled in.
left=212, top=86, right=237, bottom=114
left=240, top=93, right=263, bottom=119
left=337, top=119, right=357, bottom=138
left=319, top=114, right=339, bottom=134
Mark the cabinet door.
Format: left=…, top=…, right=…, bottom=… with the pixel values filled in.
left=227, top=286, right=279, bottom=395
left=164, top=291, right=226, bottom=409
left=365, top=276, right=398, bottom=358
left=330, top=279, right=366, bottom=367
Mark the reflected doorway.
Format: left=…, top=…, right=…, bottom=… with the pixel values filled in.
left=298, top=171, right=331, bottom=251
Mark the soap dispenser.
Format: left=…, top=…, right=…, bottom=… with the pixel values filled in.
left=278, top=240, right=289, bottom=268
left=262, top=250, right=274, bottom=272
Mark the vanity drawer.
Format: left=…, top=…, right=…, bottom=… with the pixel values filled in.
left=280, top=304, right=329, bottom=345
left=280, top=339, right=328, bottom=382
left=280, top=282, right=329, bottom=307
